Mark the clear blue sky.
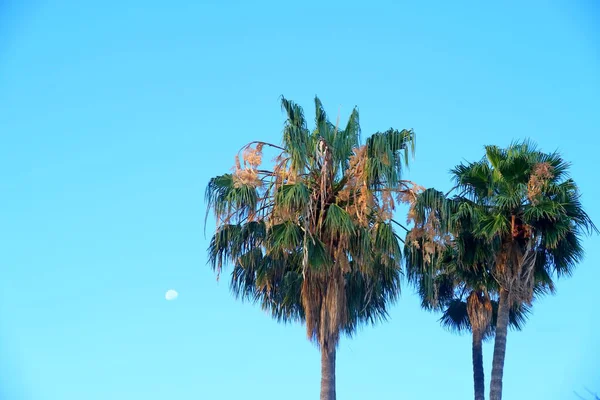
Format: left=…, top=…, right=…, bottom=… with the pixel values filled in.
left=1, top=1, right=598, bottom=399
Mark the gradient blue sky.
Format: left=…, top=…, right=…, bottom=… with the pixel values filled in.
left=1, top=1, right=599, bottom=399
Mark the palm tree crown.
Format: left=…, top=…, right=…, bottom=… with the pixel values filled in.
left=205, top=96, right=417, bottom=399
left=403, top=142, right=596, bottom=400
left=450, top=142, right=596, bottom=303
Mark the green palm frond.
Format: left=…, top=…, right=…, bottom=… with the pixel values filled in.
left=476, top=212, right=510, bottom=240
left=484, top=145, right=506, bottom=170
left=275, top=182, right=310, bottom=213
left=418, top=272, right=456, bottom=311
left=342, top=108, right=361, bottom=148
left=365, top=128, right=415, bottom=190
left=523, top=200, right=566, bottom=223
left=324, top=204, right=355, bottom=239
left=267, top=221, right=303, bottom=254
left=411, top=188, right=455, bottom=231
left=532, top=256, right=556, bottom=296
left=281, top=96, right=310, bottom=173
left=494, top=151, right=531, bottom=185
left=451, top=161, right=493, bottom=202
left=205, top=174, right=234, bottom=226
left=437, top=296, right=530, bottom=338
left=374, top=222, right=402, bottom=267
left=313, top=97, right=338, bottom=151
left=548, top=230, right=585, bottom=277
left=306, top=237, right=333, bottom=271
left=205, top=173, right=258, bottom=226
left=208, top=223, right=242, bottom=273
left=440, top=299, right=470, bottom=333
left=208, top=221, right=268, bottom=275
left=344, top=258, right=401, bottom=335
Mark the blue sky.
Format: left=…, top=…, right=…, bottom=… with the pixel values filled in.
left=0, top=1, right=598, bottom=399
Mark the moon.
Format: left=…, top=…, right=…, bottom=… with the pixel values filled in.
left=165, top=289, right=178, bottom=301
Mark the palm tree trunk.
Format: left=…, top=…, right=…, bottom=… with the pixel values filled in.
left=490, top=289, right=510, bottom=400
left=320, top=346, right=336, bottom=400
left=472, top=329, right=485, bottom=400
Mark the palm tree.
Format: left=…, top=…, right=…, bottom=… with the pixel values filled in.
left=447, top=142, right=597, bottom=400
left=404, top=189, right=538, bottom=400
left=205, top=96, right=417, bottom=400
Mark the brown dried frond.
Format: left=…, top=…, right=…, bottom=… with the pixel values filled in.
left=286, top=169, right=297, bottom=185
left=270, top=200, right=298, bottom=224
left=233, top=168, right=262, bottom=188
left=317, top=140, right=335, bottom=230
left=405, top=226, right=424, bottom=243
left=405, top=198, right=451, bottom=270
left=231, top=144, right=267, bottom=189
left=301, top=254, right=348, bottom=350
left=320, top=269, right=346, bottom=350
left=381, top=152, right=390, bottom=166
left=336, top=252, right=350, bottom=273
left=527, top=162, right=554, bottom=203
left=338, top=187, right=350, bottom=202
left=423, top=242, right=436, bottom=256
left=339, top=145, right=375, bottom=226
left=272, top=156, right=286, bottom=187
left=379, top=189, right=395, bottom=221
left=399, top=182, right=426, bottom=227
left=301, top=273, right=323, bottom=344
left=347, top=146, right=368, bottom=182
left=272, top=154, right=297, bottom=187
left=494, top=241, right=536, bottom=304
left=467, top=291, right=492, bottom=334
left=242, top=145, right=263, bottom=168
left=397, top=181, right=426, bottom=206
left=406, top=206, right=418, bottom=225
left=357, top=187, right=375, bottom=226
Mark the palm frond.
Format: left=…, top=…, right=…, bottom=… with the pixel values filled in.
left=365, top=128, right=415, bottom=190
left=281, top=96, right=310, bottom=173
left=439, top=300, right=470, bottom=333
left=275, top=182, right=310, bottom=214
left=267, top=221, right=303, bottom=254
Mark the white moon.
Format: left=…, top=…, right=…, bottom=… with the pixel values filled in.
left=165, top=289, right=178, bottom=301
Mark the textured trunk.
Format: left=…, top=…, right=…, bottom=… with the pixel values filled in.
left=472, top=329, right=485, bottom=400
left=490, top=289, right=510, bottom=400
left=320, top=346, right=336, bottom=400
